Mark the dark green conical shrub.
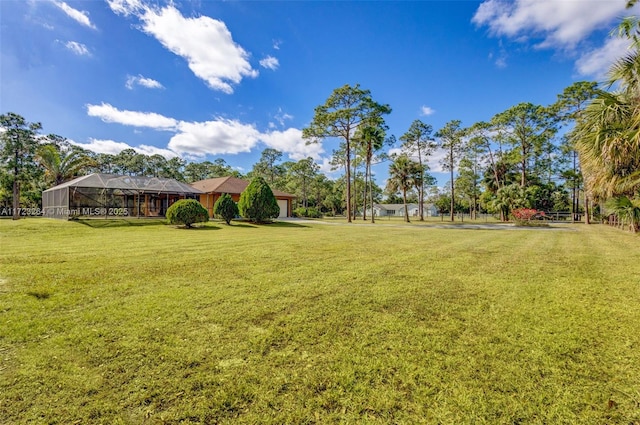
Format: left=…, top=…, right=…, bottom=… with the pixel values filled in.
left=238, top=177, right=279, bottom=223
left=213, top=193, right=239, bottom=225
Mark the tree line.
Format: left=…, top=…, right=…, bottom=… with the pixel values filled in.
left=0, top=78, right=620, bottom=224
left=2, top=15, right=640, bottom=228
left=0, top=119, right=352, bottom=219
left=300, top=81, right=598, bottom=224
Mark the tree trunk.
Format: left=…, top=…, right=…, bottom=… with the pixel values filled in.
left=584, top=194, right=591, bottom=224
left=351, top=155, right=357, bottom=221
left=369, top=162, right=375, bottom=224
left=449, top=158, right=455, bottom=222
left=419, top=185, right=424, bottom=221
left=472, top=194, right=476, bottom=220
left=520, top=130, right=528, bottom=187
left=571, top=151, right=577, bottom=222
left=418, top=151, right=424, bottom=221
left=403, top=189, right=410, bottom=223
left=571, top=186, right=576, bottom=222
left=346, top=140, right=352, bottom=223
left=12, top=180, right=20, bottom=220
left=362, top=164, right=368, bottom=221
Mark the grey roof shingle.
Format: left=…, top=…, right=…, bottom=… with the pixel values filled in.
left=43, top=173, right=203, bottom=195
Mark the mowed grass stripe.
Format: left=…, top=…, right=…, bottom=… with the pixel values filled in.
left=0, top=219, right=639, bottom=424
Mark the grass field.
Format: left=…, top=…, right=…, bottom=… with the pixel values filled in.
left=1, top=218, right=639, bottom=424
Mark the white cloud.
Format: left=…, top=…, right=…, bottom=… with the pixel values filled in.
left=420, top=106, right=435, bottom=116
left=576, top=36, right=631, bottom=79
left=108, top=1, right=258, bottom=93
left=494, top=54, right=507, bottom=68
left=387, top=146, right=447, bottom=173
left=85, top=102, right=322, bottom=160
left=64, top=41, right=90, bottom=56
left=86, top=103, right=178, bottom=130
left=387, top=147, right=402, bottom=157
left=169, top=119, right=261, bottom=156
left=135, top=144, right=179, bottom=158
left=125, top=74, right=164, bottom=89
left=317, top=157, right=335, bottom=174
left=260, top=128, right=324, bottom=161
left=427, top=149, right=450, bottom=173
left=272, top=108, right=293, bottom=127
left=71, top=138, right=136, bottom=155
left=259, top=55, right=279, bottom=70
left=472, top=0, right=628, bottom=49
left=71, top=138, right=178, bottom=158
left=54, top=1, right=97, bottom=29
left=490, top=40, right=508, bottom=68
left=273, top=39, right=282, bottom=50
left=105, top=0, right=144, bottom=16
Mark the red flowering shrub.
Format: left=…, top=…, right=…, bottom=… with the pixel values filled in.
left=511, top=208, right=547, bottom=226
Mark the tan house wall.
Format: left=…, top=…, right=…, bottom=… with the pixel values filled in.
left=200, top=193, right=242, bottom=218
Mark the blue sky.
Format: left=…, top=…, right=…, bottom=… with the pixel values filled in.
left=1, top=0, right=637, bottom=185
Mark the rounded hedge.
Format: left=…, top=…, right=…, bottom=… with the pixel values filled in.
left=292, top=207, right=322, bottom=218
left=165, top=199, right=209, bottom=228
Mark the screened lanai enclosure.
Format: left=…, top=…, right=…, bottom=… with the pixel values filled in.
left=42, top=173, right=203, bottom=219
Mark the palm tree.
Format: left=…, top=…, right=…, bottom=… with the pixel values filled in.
left=36, top=136, right=93, bottom=186
left=400, top=119, right=436, bottom=221
left=606, top=196, right=640, bottom=232
left=573, top=91, right=640, bottom=199
left=436, top=120, right=464, bottom=222
left=490, top=184, right=529, bottom=222
left=572, top=17, right=640, bottom=208
left=354, top=124, right=386, bottom=222
left=386, top=155, right=420, bottom=222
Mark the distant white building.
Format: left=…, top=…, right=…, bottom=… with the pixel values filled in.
left=367, top=203, right=438, bottom=217
left=407, top=203, right=439, bottom=217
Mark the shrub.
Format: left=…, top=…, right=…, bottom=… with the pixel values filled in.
left=213, top=193, right=239, bottom=225
left=238, top=177, right=279, bottom=223
left=165, top=199, right=209, bottom=228
left=292, top=207, right=322, bottom=218
left=511, top=208, right=547, bottom=227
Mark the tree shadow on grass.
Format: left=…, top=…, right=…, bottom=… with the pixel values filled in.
left=169, top=225, right=221, bottom=231
left=271, top=221, right=309, bottom=228
left=74, top=218, right=167, bottom=228
left=231, top=221, right=309, bottom=229
left=230, top=221, right=309, bottom=229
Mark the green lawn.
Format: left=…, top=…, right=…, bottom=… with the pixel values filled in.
left=1, top=218, right=639, bottom=424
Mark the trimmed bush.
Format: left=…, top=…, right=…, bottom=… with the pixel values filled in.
left=238, top=177, right=279, bottom=223
left=213, top=193, right=239, bottom=225
left=165, top=199, right=209, bottom=228
left=292, top=207, right=322, bottom=218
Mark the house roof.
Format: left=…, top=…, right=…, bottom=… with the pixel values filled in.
left=43, top=173, right=203, bottom=195
left=373, top=203, right=416, bottom=210
left=190, top=176, right=295, bottom=199
left=373, top=203, right=435, bottom=210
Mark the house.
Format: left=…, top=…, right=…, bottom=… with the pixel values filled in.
left=42, top=173, right=203, bottom=219
left=370, top=203, right=414, bottom=217
left=407, top=203, right=439, bottom=217
left=190, top=176, right=295, bottom=218
left=369, top=203, right=438, bottom=218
